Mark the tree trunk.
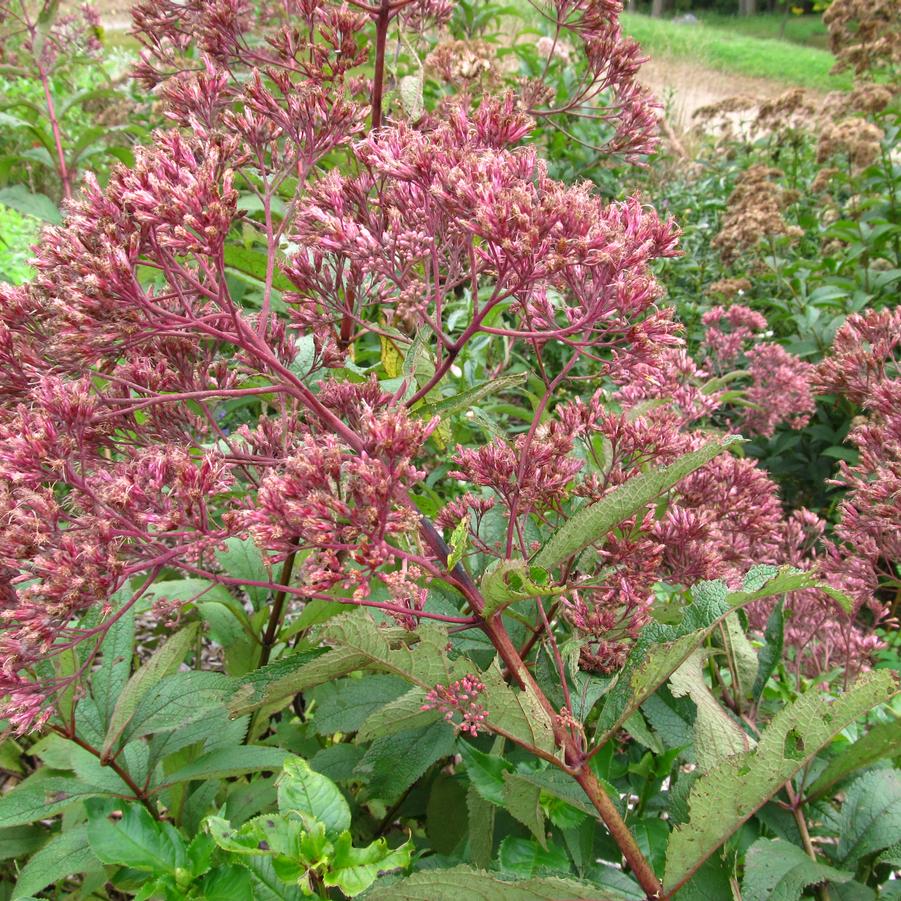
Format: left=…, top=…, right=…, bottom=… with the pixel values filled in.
left=651, top=0, right=668, bottom=18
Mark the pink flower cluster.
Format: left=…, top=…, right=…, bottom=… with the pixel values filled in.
left=422, top=675, right=488, bottom=736
left=701, top=304, right=815, bottom=437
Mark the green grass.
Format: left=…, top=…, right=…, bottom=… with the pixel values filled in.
left=0, top=204, right=38, bottom=285
left=696, top=13, right=830, bottom=50
left=620, top=13, right=851, bottom=92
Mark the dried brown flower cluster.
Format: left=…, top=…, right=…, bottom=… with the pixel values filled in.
left=425, top=39, right=502, bottom=86
left=817, top=117, right=885, bottom=169
left=712, top=165, right=803, bottom=263
left=754, top=87, right=819, bottom=136
left=705, top=277, right=752, bottom=299
left=823, top=0, right=900, bottom=76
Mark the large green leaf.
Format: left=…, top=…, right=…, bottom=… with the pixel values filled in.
left=102, top=623, right=198, bottom=759
left=277, top=757, right=351, bottom=837
left=157, top=747, right=289, bottom=788
left=480, top=661, right=557, bottom=756
left=835, top=769, right=901, bottom=867
left=0, top=826, right=45, bottom=862
left=663, top=669, right=897, bottom=893
left=92, top=592, right=136, bottom=727
left=0, top=185, right=61, bottom=224
left=0, top=773, right=114, bottom=828
left=11, top=825, right=99, bottom=901
left=533, top=437, right=740, bottom=570
left=214, top=537, right=271, bottom=607
left=741, top=838, right=852, bottom=901
left=415, top=372, right=528, bottom=421
left=354, top=721, right=457, bottom=804
left=308, top=675, right=408, bottom=737
left=355, top=686, right=440, bottom=741
left=88, top=802, right=186, bottom=874
left=365, top=864, right=633, bottom=899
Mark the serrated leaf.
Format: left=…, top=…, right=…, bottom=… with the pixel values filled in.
left=278, top=757, right=351, bottom=837
left=355, top=686, right=440, bottom=741
left=741, top=838, right=853, bottom=901
left=481, top=660, right=556, bottom=755
left=228, top=648, right=326, bottom=716
left=669, top=650, right=753, bottom=772
left=223, top=245, right=293, bottom=294
left=354, top=720, right=456, bottom=804
left=663, top=669, right=897, bottom=893
left=534, top=438, right=741, bottom=570
left=12, top=825, right=99, bottom=901
left=0, top=773, right=113, bottom=828
left=158, top=747, right=289, bottom=787
left=752, top=600, right=784, bottom=700
left=806, top=719, right=901, bottom=801
left=502, top=773, right=546, bottom=847
left=102, top=623, right=198, bottom=759
left=365, top=863, right=632, bottom=899
left=88, top=802, right=186, bottom=873
left=310, top=675, right=408, bottom=737
left=835, top=769, right=901, bottom=866
left=720, top=612, right=758, bottom=700
left=93, top=596, right=136, bottom=728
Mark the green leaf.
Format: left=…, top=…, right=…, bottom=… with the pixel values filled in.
left=752, top=600, right=784, bottom=700
left=354, top=720, right=457, bottom=804
left=669, top=650, right=753, bottom=772
left=835, top=769, right=901, bottom=867
left=447, top=518, right=469, bottom=571
left=534, top=437, right=741, bottom=570
left=215, top=537, right=270, bottom=607
left=198, top=865, right=254, bottom=901
left=278, top=757, right=351, bottom=837
left=459, top=740, right=510, bottom=807
left=365, top=864, right=632, bottom=899
left=93, top=592, right=136, bottom=727
left=228, top=649, right=326, bottom=716
left=0, top=185, right=61, bottom=224
left=223, top=245, right=293, bottom=294
left=0, top=773, right=112, bottom=828
left=324, top=831, right=412, bottom=897
left=720, top=612, right=758, bottom=700
left=498, top=836, right=570, bottom=876
left=416, top=371, right=528, bottom=421
left=806, top=719, right=901, bottom=801
left=158, top=747, right=289, bottom=787
left=102, top=623, right=199, bottom=759
left=12, top=825, right=99, bottom=901
left=479, top=660, right=556, bottom=755
left=663, top=669, right=897, bottom=893
left=741, top=838, right=853, bottom=901
left=502, top=773, right=546, bottom=847
left=480, top=560, right=561, bottom=618
left=355, top=686, right=441, bottom=741
left=0, top=826, right=45, bottom=862
left=88, top=802, right=186, bottom=874
left=309, top=675, right=408, bottom=736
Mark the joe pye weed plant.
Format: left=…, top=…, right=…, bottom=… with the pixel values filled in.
left=0, top=0, right=898, bottom=899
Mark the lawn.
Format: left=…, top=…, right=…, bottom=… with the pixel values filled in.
left=620, top=12, right=852, bottom=92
